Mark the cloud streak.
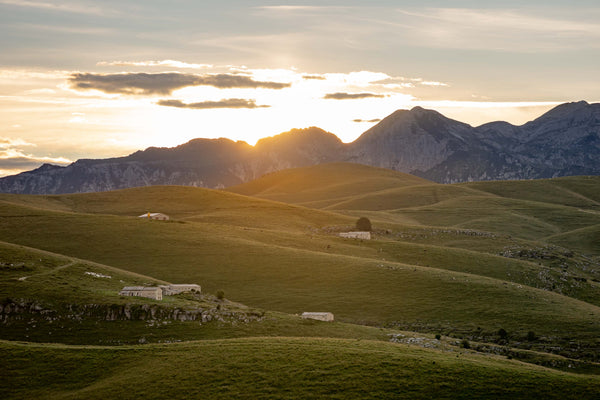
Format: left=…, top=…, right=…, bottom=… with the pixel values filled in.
left=157, top=99, right=269, bottom=109
left=0, top=0, right=113, bottom=16
left=0, top=137, right=71, bottom=176
left=302, top=74, right=326, bottom=80
left=323, top=92, right=385, bottom=100
left=68, top=72, right=291, bottom=95
left=396, top=8, right=600, bottom=52
left=97, top=60, right=213, bottom=69
left=353, top=118, right=381, bottom=123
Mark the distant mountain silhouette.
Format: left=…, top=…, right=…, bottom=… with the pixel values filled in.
left=1, top=101, right=599, bottom=194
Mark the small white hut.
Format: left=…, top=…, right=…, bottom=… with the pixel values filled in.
left=301, top=312, right=334, bottom=322
left=339, top=231, right=371, bottom=240
left=119, top=286, right=163, bottom=300
left=159, top=284, right=201, bottom=296
left=138, top=212, right=170, bottom=221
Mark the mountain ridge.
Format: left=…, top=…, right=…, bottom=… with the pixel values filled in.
left=1, top=101, right=599, bottom=194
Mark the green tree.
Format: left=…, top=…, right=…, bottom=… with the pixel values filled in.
left=356, top=217, right=372, bottom=231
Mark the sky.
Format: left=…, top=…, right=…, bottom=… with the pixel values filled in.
left=1, top=1, right=599, bottom=176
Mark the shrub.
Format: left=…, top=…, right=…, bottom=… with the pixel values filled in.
left=356, top=217, right=372, bottom=231
left=498, top=328, right=508, bottom=339
left=527, top=331, right=537, bottom=341
left=435, top=334, right=441, bottom=340
left=216, top=290, right=225, bottom=300
left=461, top=339, right=470, bottom=349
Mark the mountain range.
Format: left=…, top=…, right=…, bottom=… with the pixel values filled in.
left=1, top=100, right=599, bottom=194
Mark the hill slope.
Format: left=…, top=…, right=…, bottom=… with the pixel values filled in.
left=4, top=338, right=600, bottom=400
left=2, top=171, right=600, bottom=396
left=228, top=162, right=431, bottom=207
left=1, top=183, right=600, bottom=359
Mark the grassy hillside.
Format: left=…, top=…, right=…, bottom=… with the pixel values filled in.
left=0, top=185, right=352, bottom=232
left=228, top=162, right=431, bottom=207
left=464, top=176, right=600, bottom=208
left=2, top=163, right=600, bottom=397
left=1, top=241, right=413, bottom=346
left=1, top=190, right=599, bottom=360
left=3, top=338, right=600, bottom=400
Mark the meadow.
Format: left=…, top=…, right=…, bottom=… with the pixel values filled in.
left=1, top=163, right=599, bottom=398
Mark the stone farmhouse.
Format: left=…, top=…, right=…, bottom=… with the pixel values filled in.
left=119, top=283, right=201, bottom=300
left=159, top=284, right=201, bottom=295
left=119, top=286, right=163, bottom=300
left=339, top=231, right=371, bottom=240
left=301, top=312, right=334, bottom=322
left=138, top=212, right=170, bottom=221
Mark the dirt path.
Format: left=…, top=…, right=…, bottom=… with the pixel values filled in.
left=2, top=240, right=170, bottom=284
left=18, top=260, right=77, bottom=281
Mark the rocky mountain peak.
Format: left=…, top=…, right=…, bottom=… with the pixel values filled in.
left=0, top=101, right=599, bottom=194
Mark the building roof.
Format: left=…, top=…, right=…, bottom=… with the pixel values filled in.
left=138, top=213, right=168, bottom=218
left=168, top=284, right=201, bottom=288
left=301, top=312, right=333, bottom=316
left=120, top=286, right=160, bottom=291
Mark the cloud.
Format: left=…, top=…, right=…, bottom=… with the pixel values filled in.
left=353, top=118, right=381, bottom=123
left=0, top=156, right=67, bottom=170
left=0, top=138, right=71, bottom=176
left=157, top=99, right=269, bottom=109
left=97, top=60, right=213, bottom=69
left=197, top=74, right=290, bottom=89
left=323, top=92, right=385, bottom=100
left=0, top=0, right=113, bottom=16
left=68, top=72, right=291, bottom=95
left=396, top=8, right=600, bottom=52
left=302, top=75, right=326, bottom=80
left=0, top=137, right=36, bottom=147
left=420, top=81, right=449, bottom=87
left=68, top=112, right=88, bottom=123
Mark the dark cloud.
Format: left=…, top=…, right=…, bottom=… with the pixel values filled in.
left=323, top=92, right=385, bottom=100
left=353, top=118, right=382, bottom=123
left=157, top=99, right=270, bottom=109
left=0, top=156, right=70, bottom=171
left=197, top=74, right=290, bottom=89
left=302, top=75, right=326, bottom=80
left=69, top=73, right=291, bottom=95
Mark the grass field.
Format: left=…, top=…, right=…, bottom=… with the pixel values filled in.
left=3, top=338, right=600, bottom=400
left=1, top=162, right=600, bottom=398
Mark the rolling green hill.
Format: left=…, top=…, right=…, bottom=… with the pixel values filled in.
left=228, top=162, right=431, bottom=207
left=1, top=178, right=599, bottom=349
left=2, top=162, right=600, bottom=398
left=4, top=338, right=600, bottom=400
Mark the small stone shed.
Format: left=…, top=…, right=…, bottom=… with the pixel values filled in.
left=119, top=286, right=163, bottom=300
left=159, top=284, right=201, bottom=296
left=301, top=312, right=334, bottom=322
left=138, top=212, right=170, bottom=221
left=339, top=231, right=371, bottom=240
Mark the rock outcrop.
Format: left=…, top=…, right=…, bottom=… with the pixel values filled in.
left=0, top=298, right=264, bottom=324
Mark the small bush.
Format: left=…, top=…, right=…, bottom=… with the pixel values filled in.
left=435, top=334, right=441, bottom=340
left=356, top=217, right=372, bottom=231
left=527, top=331, right=537, bottom=341
left=461, top=339, right=470, bottom=349
left=216, top=290, right=225, bottom=300
left=498, top=328, right=508, bottom=339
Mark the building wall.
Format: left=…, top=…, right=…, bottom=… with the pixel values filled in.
left=339, top=231, right=371, bottom=240
left=119, top=288, right=162, bottom=300
left=159, top=284, right=201, bottom=296
left=301, top=312, right=334, bottom=322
